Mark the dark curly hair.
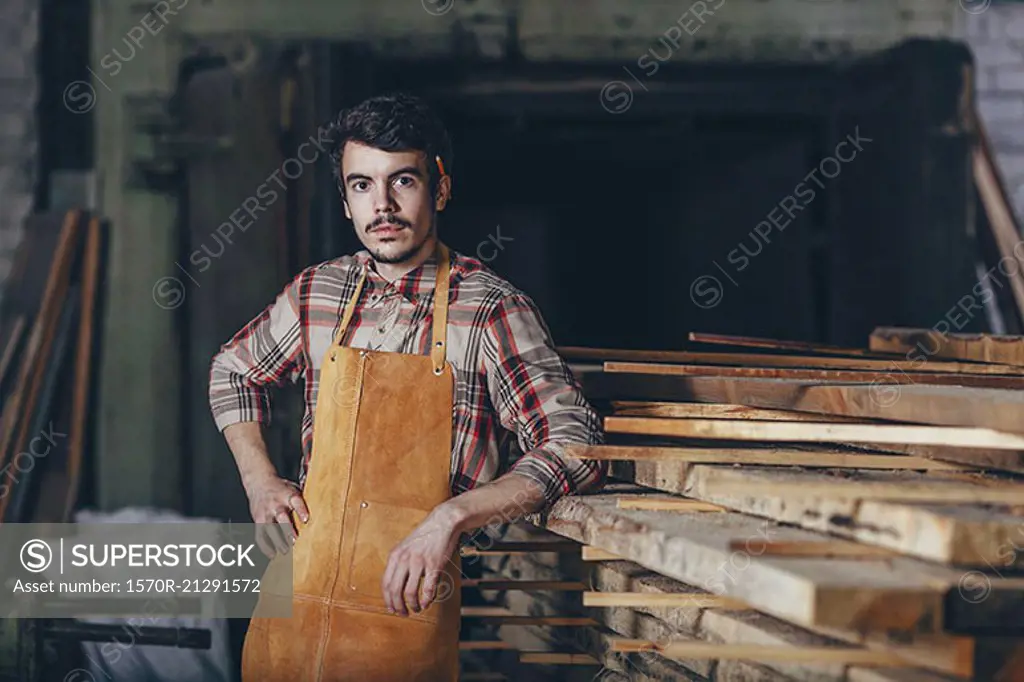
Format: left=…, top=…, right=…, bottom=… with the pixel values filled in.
left=325, top=92, right=453, bottom=201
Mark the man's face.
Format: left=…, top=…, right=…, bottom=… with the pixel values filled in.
left=340, top=141, right=448, bottom=264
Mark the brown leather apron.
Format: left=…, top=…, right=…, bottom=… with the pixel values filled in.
left=241, top=242, right=461, bottom=681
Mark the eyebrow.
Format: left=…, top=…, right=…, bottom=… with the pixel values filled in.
left=345, top=166, right=424, bottom=184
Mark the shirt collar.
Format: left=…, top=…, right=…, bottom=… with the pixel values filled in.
left=354, top=247, right=465, bottom=304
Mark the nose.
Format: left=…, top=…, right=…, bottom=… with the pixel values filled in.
left=372, top=183, right=397, bottom=215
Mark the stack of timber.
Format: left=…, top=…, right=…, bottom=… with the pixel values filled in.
left=0, top=209, right=107, bottom=524
left=457, top=331, right=1024, bottom=681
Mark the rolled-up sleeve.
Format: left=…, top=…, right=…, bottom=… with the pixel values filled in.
left=481, top=292, right=607, bottom=507
left=208, top=269, right=308, bottom=432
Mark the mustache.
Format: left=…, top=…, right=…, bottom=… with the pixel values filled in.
left=368, top=214, right=413, bottom=231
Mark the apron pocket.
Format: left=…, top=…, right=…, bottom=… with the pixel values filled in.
left=345, top=499, right=444, bottom=622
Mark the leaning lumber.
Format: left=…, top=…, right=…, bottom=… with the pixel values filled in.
left=870, top=328, right=1024, bottom=367
left=532, top=484, right=1022, bottom=635
left=687, top=332, right=885, bottom=357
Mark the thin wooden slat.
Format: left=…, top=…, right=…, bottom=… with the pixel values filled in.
left=688, top=332, right=900, bottom=358
left=565, top=444, right=965, bottom=471
left=63, top=216, right=103, bottom=521
left=461, top=615, right=598, bottom=626
left=518, top=653, right=601, bottom=665
left=462, top=540, right=581, bottom=557
left=604, top=360, right=1024, bottom=390
left=459, top=641, right=515, bottom=651
left=558, top=346, right=1024, bottom=376
left=616, top=496, right=725, bottom=512
left=609, top=639, right=911, bottom=667
left=583, top=591, right=749, bottom=610
left=0, top=316, right=25, bottom=392
left=462, top=579, right=588, bottom=591
left=726, top=540, right=901, bottom=560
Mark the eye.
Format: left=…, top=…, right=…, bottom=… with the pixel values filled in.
left=351, top=180, right=369, bottom=192
left=394, top=175, right=416, bottom=188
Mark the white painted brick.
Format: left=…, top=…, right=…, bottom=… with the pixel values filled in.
left=979, top=94, right=1024, bottom=121
left=971, top=44, right=1024, bottom=67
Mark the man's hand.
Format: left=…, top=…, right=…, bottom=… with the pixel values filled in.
left=244, top=473, right=310, bottom=557
left=381, top=506, right=461, bottom=616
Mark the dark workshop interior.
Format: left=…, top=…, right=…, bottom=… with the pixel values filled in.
left=3, top=1, right=1024, bottom=681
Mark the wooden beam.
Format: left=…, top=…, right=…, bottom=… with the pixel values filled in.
left=605, top=416, right=1024, bottom=450
left=583, top=591, right=748, bottom=610
left=871, top=327, right=1024, bottom=368
left=460, top=540, right=579, bottom=556
left=558, top=346, right=1024, bottom=376
left=459, top=641, right=515, bottom=651
left=609, top=639, right=911, bottom=667
left=616, top=496, right=725, bottom=512
left=461, top=615, right=599, bottom=626
left=565, top=444, right=966, bottom=471
left=604, top=360, right=1024, bottom=390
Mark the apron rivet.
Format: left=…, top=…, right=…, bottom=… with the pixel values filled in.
left=360, top=501, right=368, bottom=508
left=435, top=341, right=443, bottom=347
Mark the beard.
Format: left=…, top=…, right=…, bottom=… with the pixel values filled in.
left=365, top=217, right=435, bottom=264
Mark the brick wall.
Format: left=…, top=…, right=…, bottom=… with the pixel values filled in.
left=964, top=3, right=1024, bottom=223
left=0, top=0, right=38, bottom=289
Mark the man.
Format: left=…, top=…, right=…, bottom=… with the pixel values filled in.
left=208, top=92, right=606, bottom=680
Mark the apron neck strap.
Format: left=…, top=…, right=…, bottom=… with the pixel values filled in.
left=334, top=241, right=452, bottom=373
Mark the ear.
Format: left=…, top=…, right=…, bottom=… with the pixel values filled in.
left=342, top=198, right=351, bottom=220
left=435, top=174, right=452, bottom=212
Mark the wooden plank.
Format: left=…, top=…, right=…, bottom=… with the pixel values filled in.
left=532, top=484, right=1020, bottom=634
left=0, top=316, right=25, bottom=394
left=612, top=401, right=876, bottom=422
left=725, top=540, right=900, bottom=560
left=461, top=540, right=579, bottom=557
left=688, top=332, right=893, bottom=358
left=605, top=360, right=1024, bottom=390
left=583, top=591, right=748, bottom=610
left=565, top=444, right=965, bottom=471
left=561, top=346, right=1024, bottom=376
left=582, top=371, right=1024, bottom=442
left=623, top=460, right=1024, bottom=567
left=463, top=615, right=599, bottom=626
left=459, top=641, right=516, bottom=651
left=610, top=639, right=911, bottom=667
left=616, top=496, right=725, bottom=512
left=693, top=466, right=1024, bottom=505
left=870, top=327, right=1024, bottom=368
left=605, top=416, right=1024, bottom=451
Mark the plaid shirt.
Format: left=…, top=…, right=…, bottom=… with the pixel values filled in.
left=208, top=246, right=606, bottom=507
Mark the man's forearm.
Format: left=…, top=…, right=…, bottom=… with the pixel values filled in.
left=223, top=422, right=278, bottom=489
left=437, top=472, right=548, bottom=536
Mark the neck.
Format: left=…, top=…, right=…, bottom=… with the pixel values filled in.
left=373, top=234, right=438, bottom=282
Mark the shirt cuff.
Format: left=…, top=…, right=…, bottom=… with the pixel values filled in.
left=507, top=442, right=608, bottom=509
